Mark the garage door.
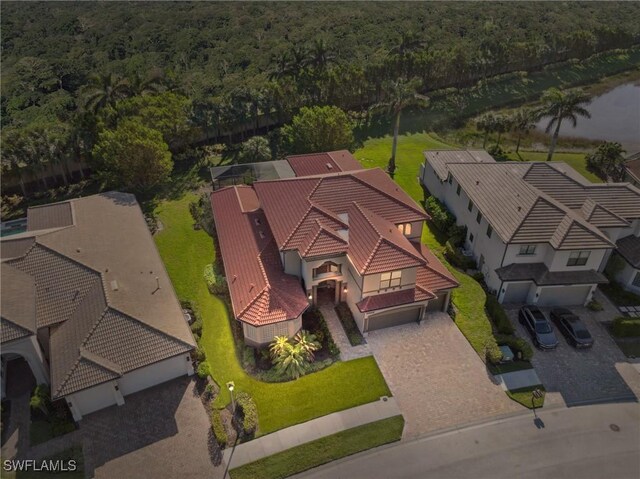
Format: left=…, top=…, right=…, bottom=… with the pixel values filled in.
left=502, top=282, right=531, bottom=303
left=366, top=306, right=421, bottom=332
left=426, top=293, right=446, bottom=312
left=537, top=285, right=591, bottom=307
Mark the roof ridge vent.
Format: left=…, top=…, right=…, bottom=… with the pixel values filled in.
left=110, top=280, right=119, bottom=291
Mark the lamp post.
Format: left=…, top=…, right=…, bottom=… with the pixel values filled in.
left=227, top=381, right=236, bottom=416
left=531, top=387, right=543, bottom=416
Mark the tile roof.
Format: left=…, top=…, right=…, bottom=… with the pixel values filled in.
left=1, top=192, right=195, bottom=398
left=27, top=202, right=74, bottom=231
left=495, top=262, right=608, bottom=286
left=286, top=150, right=363, bottom=177
left=0, top=237, right=35, bottom=260
left=0, top=263, right=36, bottom=343
left=357, top=288, right=432, bottom=313
left=616, top=235, right=640, bottom=268
left=298, top=220, right=348, bottom=259
left=425, top=150, right=496, bottom=181
left=210, top=186, right=309, bottom=326
left=625, top=156, right=640, bottom=183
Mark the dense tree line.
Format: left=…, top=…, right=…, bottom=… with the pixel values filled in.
left=2, top=2, right=639, bottom=193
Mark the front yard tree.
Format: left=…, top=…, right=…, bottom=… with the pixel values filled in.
left=281, top=105, right=354, bottom=154
left=269, top=330, right=320, bottom=380
left=538, top=88, right=591, bottom=161
left=93, top=118, right=172, bottom=192
left=510, top=108, right=536, bottom=154
left=371, top=78, right=429, bottom=175
left=586, top=141, right=627, bottom=182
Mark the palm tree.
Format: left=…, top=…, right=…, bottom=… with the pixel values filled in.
left=493, top=114, right=511, bottom=148
left=128, top=70, right=164, bottom=96
left=476, top=113, right=496, bottom=149
left=389, top=32, right=425, bottom=77
left=268, top=51, right=291, bottom=81
left=510, top=108, right=536, bottom=154
left=272, top=343, right=309, bottom=380
left=586, top=141, right=627, bottom=182
left=371, top=78, right=429, bottom=175
left=1, top=129, right=30, bottom=195
left=288, top=45, right=308, bottom=81
left=293, top=330, right=321, bottom=361
left=306, top=39, right=335, bottom=73
left=82, top=72, right=130, bottom=113
left=538, top=88, right=591, bottom=161
left=269, top=336, right=290, bottom=361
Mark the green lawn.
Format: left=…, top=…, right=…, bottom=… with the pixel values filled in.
left=355, top=133, right=501, bottom=361
left=229, top=415, right=404, bottom=479
left=507, top=150, right=602, bottom=183
left=506, top=385, right=546, bottom=409
left=154, top=195, right=390, bottom=436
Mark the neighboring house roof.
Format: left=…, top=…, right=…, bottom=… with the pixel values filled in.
left=617, top=235, right=640, bottom=268
left=210, top=186, right=309, bottom=326
left=624, top=154, right=640, bottom=184
left=0, top=263, right=37, bottom=343
left=286, top=150, right=363, bottom=177
left=425, top=150, right=496, bottom=181
left=0, top=192, right=195, bottom=399
left=495, top=262, right=608, bottom=286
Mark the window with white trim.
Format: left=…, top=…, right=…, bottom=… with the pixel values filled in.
left=380, top=271, right=402, bottom=289
left=519, top=245, right=537, bottom=256
left=397, top=223, right=412, bottom=235
left=567, top=250, right=590, bottom=266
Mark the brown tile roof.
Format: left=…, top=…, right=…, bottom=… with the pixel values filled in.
left=1, top=192, right=195, bottom=398
left=495, top=262, right=608, bottom=285
left=617, top=235, right=640, bottom=268
left=357, top=288, right=432, bottom=312
left=299, top=220, right=348, bottom=259
left=27, top=201, right=74, bottom=231
left=425, top=150, right=496, bottom=181
left=1, top=237, right=36, bottom=260
left=210, top=186, right=309, bottom=326
left=0, top=263, right=36, bottom=343
left=286, top=150, right=363, bottom=177
left=625, top=157, right=640, bottom=183
left=580, top=198, right=629, bottom=229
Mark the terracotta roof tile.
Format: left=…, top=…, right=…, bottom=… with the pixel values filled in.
left=357, top=288, right=430, bottom=312
left=286, top=150, right=362, bottom=177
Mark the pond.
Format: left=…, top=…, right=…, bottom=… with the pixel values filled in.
left=536, top=82, right=640, bottom=153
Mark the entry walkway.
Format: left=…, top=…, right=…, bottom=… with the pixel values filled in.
left=223, top=396, right=400, bottom=469
left=319, top=304, right=371, bottom=361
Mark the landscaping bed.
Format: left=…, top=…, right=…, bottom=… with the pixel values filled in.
left=229, top=415, right=404, bottom=479
left=606, top=317, right=640, bottom=359
left=154, top=194, right=390, bottom=436
left=506, top=385, right=546, bottom=409
left=335, top=302, right=366, bottom=346
left=29, top=385, right=76, bottom=447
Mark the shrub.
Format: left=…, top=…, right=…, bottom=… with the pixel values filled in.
left=425, top=196, right=455, bottom=233
left=587, top=299, right=604, bottom=311
left=487, top=144, right=509, bottom=161
left=235, top=392, right=258, bottom=437
left=447, top=224, right=467, bottom=247
left=193, top=346, right=206, bottom=363
left=472, top=272, right=485, bottom=283
left=612, top=317, right=640, bottom=338
left=30, top=384, right=51, bottom=416
left=242, top=346, right=256, bottom=369
left=495, top=334, right=533, bottom=361
left=210, top=407, right=228, bottom=448
left=335, top=303, right=365, bottom=346
left=444, top=240, right=475, bottom=270
left=189, top=192, right=215, bottom=235
left=204, top=264, right=228, bottom=296
left=486, top=295, right=514, bottom=334
left=197, top=361, right=210, bottom=379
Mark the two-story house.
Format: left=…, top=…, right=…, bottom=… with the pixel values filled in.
left=211, top=151, right=458, bottom=346
left=420, top=150, right=640, bottom=306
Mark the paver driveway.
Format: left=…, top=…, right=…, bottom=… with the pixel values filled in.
left=80, top=376, right=220, bottom=479
left=506, top=304, right=638, bottom=406
left=367, top=312, right=521, bottom=440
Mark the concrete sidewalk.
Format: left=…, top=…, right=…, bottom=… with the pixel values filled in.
left=223, top=396, right=401, bottom=468
left=496, top=368, right=542, bottom=390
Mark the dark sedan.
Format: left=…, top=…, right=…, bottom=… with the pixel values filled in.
left=519, top=305, right=559, bottom=350
left=550, top=308, right=594, bottom=349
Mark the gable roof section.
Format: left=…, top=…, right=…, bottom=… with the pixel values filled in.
left=616, top=235, right=640, bottom=268
left=286, top=150, right=362, bottom=177
left=625, top=156, right=640, bottom=184
left=0, top=264, right=37, bottom=343
left=210, top=187, right=308, bottom=326
left=27, top=201, right=74, bottom=232
left=579, top=198, right=629, bottom=228
left=298, top=220, right=348, bottom=259
left=425, top=149, right=496, bottom=181
left=348, top=203, right=425, bottom=275
left=0, top=237, right=35, bottom=260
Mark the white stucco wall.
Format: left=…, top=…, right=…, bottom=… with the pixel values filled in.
left=301, top=255, right=348, bottom=290
left=282, top=250, right=302, bottom=277
left=547, top=248, right=608, bottom=272
left=65, top=381, right=121, bottom=421
left=118, top=354, right=193, bottom=396
left=242, top=316, right=303, bottom=346
left=361, top=267, right=417, bottom=298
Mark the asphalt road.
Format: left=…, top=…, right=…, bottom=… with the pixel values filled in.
left=297, top=402, right=640, bottom=479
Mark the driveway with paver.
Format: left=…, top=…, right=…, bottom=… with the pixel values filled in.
left=506, top=301, right=638, bottom=406
left=80, top=376, right=220, bottom=479
left=367, top=312, right=521, bottom=440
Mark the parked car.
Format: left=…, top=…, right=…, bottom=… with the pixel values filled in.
left=550, top=308, right=594, bottom=349
left=519, top=305, right=559, bottom=349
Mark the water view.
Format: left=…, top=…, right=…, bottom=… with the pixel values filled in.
left=536, top=82, right=640, bottom=153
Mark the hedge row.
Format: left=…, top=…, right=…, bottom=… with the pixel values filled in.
left=612, top=317, right=640, bottom=338
left=486, top=295, right=515, bottom=335
left=210, top=407, right=228, bottom=448
left=236, top=392, right=258, bottom=437
left=335, top=303, right=365, bottom=346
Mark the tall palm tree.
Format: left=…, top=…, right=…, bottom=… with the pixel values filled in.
left=510, top=108, right=536, bottom=154
left=371, top=78, right=429, bottom=175
left=128, top=70, right=164, bottom=96
left=476, top=112, right=496, bottom=149
left=538, top=88, right=591, bottom=161
left=493, top=114, right=511, bottom=148
left=389, top=32, right=425, bottom=57
left=288, top=45, right=308, bottom=81
left=82, top=72, right=130, bottom=113
left=306, top=39, right=335, bottom=73
left=268, top=51, right=291, bottom=81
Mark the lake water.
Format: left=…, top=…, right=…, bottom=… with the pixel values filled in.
left=536, top=82, right=640, bottom=154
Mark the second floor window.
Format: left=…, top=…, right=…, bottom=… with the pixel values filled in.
left=380, top=270, right=401, bottom=289
left=486, top=225, right=493, bottom=238
left=467, top=200, right=473, bottom=212
left=567, top=251, right=590, bottom=267
left=519, top=245, right=537, bottom=256
left=397, top=223, right=412, bottom=235
left=313, top=261, right=341, bottom=278
left=456, top=185, right=461, bottom=196
left=476, top=211, right=482, bottom=223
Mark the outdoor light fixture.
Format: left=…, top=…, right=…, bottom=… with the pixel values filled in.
left=343, top=286, right=348, bottom=293
left=227, top=381, right=236, bottom=416
left=308, top=293, right=313, bottom=300
left=226, top=381, right=234, bottom=392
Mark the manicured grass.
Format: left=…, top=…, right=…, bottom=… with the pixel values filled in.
left=507, top=150, right=602, bottom=183
left=356, top=134, right=501, bottom=361
left=506, top=385, right=546, bottom=409
left=154, top=195, right=390, bottom=436
left=229, top=415, right=404, bottom=479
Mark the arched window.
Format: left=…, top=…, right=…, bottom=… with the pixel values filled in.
left=313, top=261, right=341, bottom=278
